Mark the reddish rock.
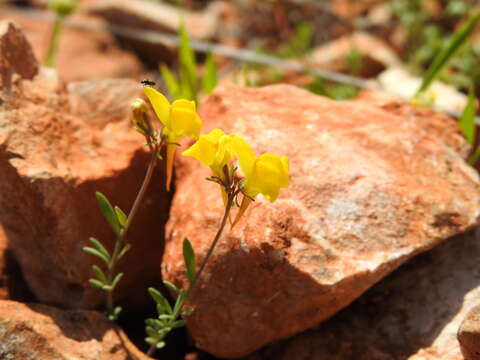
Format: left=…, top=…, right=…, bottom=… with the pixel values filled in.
left=458, top=303, right=480, bottom=360
left=0, top=20, right=38, bottom=91
left=162, top=84, right=480, bottom=358
left=0, top=30, right=168, bottom=309
left=251, top=229, right=480, bottom=360
left=0, top=300, right=151, bottom=360
left=0, top=9, right=143, bottom=81
left=0, top=225, right=34, bottom=302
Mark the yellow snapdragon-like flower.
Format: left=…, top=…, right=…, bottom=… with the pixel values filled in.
left=182, top=128, right=234, bottom=179
left=182, top=128, right=235, bottom=207
left=231, top=136, right=289, bottom=226
left=231, top=135, right=289, bottom=202
left=144, top=87, right=202, bottom=190
left=183, top=130, right=289, bottom=226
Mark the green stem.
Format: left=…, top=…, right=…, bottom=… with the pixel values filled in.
left=106, top=144, right=159, bottom=317
left=146, top=194, right=234, bottom=356
left=44, top=15, right=64, bottom=67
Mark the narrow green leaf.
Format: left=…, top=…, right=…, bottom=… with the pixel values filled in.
left=156, top=341, right=166, bottom=349
left=148, top=287, right=173, bottom=314
left=158, top=314, right=173, bottom=321
left=83, top=246, right=110, bottom=265
left=179, top=65, right=196, bottom=102
left=114, top=206, right=128, bottom=229
left=172, top=290, right=186, bottom=315
left=145, top=319, right=157, bottom=328
left=91, top=265, right=107, bottom=283
left=179, top=22, right=197, bottom=97
left=160, top=64, right=181, bottom=100
left=459, top=85, right=477, bottom=145
left=111, top=272, right=124, bottom=290
left=96, top=192, right=121, bottom=235
left=145, top=337, right=156, bottom=345
left=468, top=145, right=480, bottom=165
left=145, top=326, right=157, bottom=338
left=113, top=306, right=122, bottom=316
left=172, top=319, right=186, bottom=329
left=183, top=238, right=196, bottom=283
left=88, top=278, right=105, bottom=289
left=416, top=12, right=480, bottom=95
left=202, top=51, right=218, bottom=94
left=102, top=284, right=113, bottom=291
left=116, top=243, right=131, bottom=262
left=88, top=237, right=110, bottom=260
left=163, top=280, right=179, bottom=294
left=181, top=306, right=194, bottom=317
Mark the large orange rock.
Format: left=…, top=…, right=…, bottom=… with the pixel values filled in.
left=252, top=229, right=480, bottom=360
left=162, top=84, right=480, bottom=358
left=0, top=27, right=168, bottom=309
left=0, top=300, right=151, bottom=360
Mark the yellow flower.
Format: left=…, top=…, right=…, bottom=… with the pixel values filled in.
left=231, top=137, right=289, bottom=226
left=231, top=137, right=289, bottom=202
left=144, top=87, right=202, bottom=190
left=183, top=128, right=235, bottom=207
left=182, top=128, right=234, bottom=179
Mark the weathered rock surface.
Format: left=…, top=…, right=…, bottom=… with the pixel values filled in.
left=0, top=10, right=143, bottom=81
left=0, top=225, right=34, bottom=302
left=0, top=300, right=151, bottom=360
left=458, top=302, right=480, bottom=360
left=163, top=84, right=480, bottom=358
left=0, top=31, right=168, bottom=309
left=0, top=20, right=38, bottom=92
left=250, top=229, right=480, bottom=360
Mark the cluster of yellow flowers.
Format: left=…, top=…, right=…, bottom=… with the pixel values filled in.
left=138, top=87, right=289, bottom=223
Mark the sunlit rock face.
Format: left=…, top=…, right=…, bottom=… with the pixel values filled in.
left=162, top=84, right=480, bottom=358
left=0, top=23, right=168, bottom=309
left=0, top=300, right=152, bottom=360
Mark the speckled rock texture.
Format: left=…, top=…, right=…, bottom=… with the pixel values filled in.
left=162, top=84, right=480, bottom=358
left=0, top=300, right=152, bottom=360
left=458, top=302, right=480, bottom=360
left=0, top=30, right=168, bottom=309
left=250, top=229, right=480, bottom=360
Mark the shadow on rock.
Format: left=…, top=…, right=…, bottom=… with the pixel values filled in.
left=254, top=229, right=480, bottom=360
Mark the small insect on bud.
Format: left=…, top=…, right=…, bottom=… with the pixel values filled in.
left=131, top=98, right=153, bottom=138
left=48, top=0, right=77, bottom=17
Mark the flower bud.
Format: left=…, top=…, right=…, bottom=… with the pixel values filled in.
left=131, top=98, right=152, bottom=137
left=48, top=0, right=77, bottom=17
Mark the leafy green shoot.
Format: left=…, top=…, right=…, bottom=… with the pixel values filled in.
left=459, top=85, right=477, bottom=145
left=415, top=11, right=480, bottom=97
left=182, top=238, right=196, bottom=283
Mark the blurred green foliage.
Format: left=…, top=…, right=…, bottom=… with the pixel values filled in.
left=160, top=24, right=218, bottom=104
left=391, top=0, right=480, bottom=93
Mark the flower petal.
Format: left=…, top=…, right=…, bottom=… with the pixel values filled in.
left=231, top=135, right=256, bottom=178
left=170, top=107, right=202, bottom=140
left=143, top=87, right=171, bottom=127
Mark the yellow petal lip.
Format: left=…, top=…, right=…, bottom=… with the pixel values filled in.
left=170, top=107, right=202, bottom=140
left=182, top=128, right=234, bottom=178
left=182, top=132, right=218, bottom=167
left=242, top=153, right=289, bottom=202
left=143, top=87, right=171, bottom=127
left=231, top=134, right=256, bottom=178
left=172, top=99, right=196, bottom=112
